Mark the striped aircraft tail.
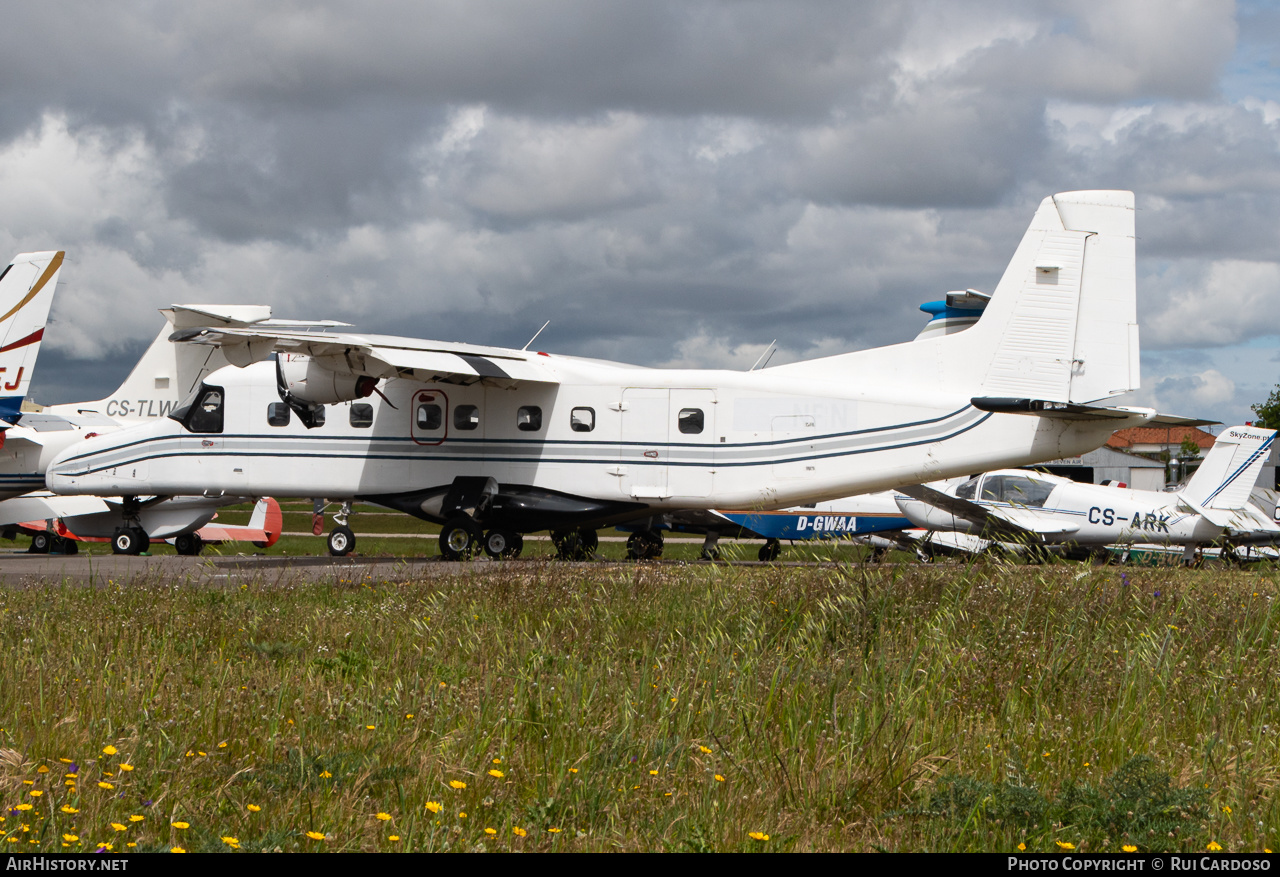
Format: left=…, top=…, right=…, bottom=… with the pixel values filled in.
left=0, top=251, right=64, bottom=424
left=1182, top=426, right=1277, bottom=511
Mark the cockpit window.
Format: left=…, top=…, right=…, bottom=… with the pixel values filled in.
left=955, top=476, right=980, bottom=500
left=182, top=385, right=225, bottom=434
left=980, top=474, right=1054, bottom=507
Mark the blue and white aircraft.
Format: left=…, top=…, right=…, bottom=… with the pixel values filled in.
left=894, top=425, right=1279, bottom=561
left=47, top=191, right=1187, bottom=558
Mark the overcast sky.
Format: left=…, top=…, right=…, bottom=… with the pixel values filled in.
left=2, top=0, right=1277, bottom=426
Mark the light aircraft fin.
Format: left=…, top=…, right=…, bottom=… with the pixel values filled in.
left=1180, top=425, right=1277, bottom=512
left=0, top=251, right=64, bottom=425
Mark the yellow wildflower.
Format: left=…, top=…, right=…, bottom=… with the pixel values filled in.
left=425, top=802, right=442, bottom=814
left=218, top=742, right=227, bottom=749
left=1207, top=842, right=1223, bottom=852
left=449, top=780, right=466, bottom=790
left=36, top=766, right=48, bottom=774
left=569, top=768, right=579, bottom=774
left=1056, top=841, right=1076, bottom=850
left=513, top=827, right=527, bottom=837
left=1122, top=845, right=1138, bottom=853
left=247, top=805, right=261, bottom=813
left=110, top=824, right=126, bottom=832
left=1018, top=843, right=1026, bottom=851
left=376, top=813, right=392, bottom=821
left=13, top=805, right=31, bottom=812
left=128, top=815, right=143, bottom=823
left=97, top=782, right=113, bottom=790
left=485, top=828, right=497, bottom=835
left=1223, top=806, right=1232, bottom=814
left=366, top=725, right=375, bottom=730
left=28, top=791, right=41, bottom=797
left=548, top=827, right=562, bottom=833
left=171, top=821, right=189, bottom=829
left=649, top=770, right=658, bottom=776
left=102, top=746, right=117, bottom=756
left=699, top=746, right=712, bottom=754
left=388, top=835, right=400, bottom=841
left=715, top=775, right=725, bottom=782
left=221, top=836, right=239, bottom=847
left=306, top=831, right=326, bottom=841
left=62, top=834, right=78, bottom=843
left=118, top=764, right=134, bottom=772
left=319, top=771, right=332, bottom=778
left=170, top=846, right=186, bottom=853
left=489, top=769, right=505, bottom=778
left=59, top=806, right=78, bottom=814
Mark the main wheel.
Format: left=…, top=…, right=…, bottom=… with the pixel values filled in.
left=484, top=529, right=523, bottom=559
left=575, top=527, right=598, bottom=559
left=700, top=546, right=720, bottom=561
left=328, top=525, right=356, bottom=557
left=758, top=539, right=781, bottom=562
left=440, top=517, right=481, bottom=560
left=51, top=536, right=79, bottom=555
left=626, top=530, right=664, bottom=561
left=112, top=527, right=147, bottom=556
left=28, top=531, right=51, bottom=554
left=174, top=532, right=204, bottom=556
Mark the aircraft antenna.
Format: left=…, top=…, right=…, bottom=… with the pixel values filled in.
left=522, top=320, right=551, bottom=351
left=750, top=340, right=777, bottom=371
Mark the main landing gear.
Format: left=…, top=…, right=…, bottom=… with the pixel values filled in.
left=438, top=517, right=527, bottom=560
left=174, top=532, right=204, bottom=556
left=28, top=529, right=78, bottom=555
left=626, top=529, right=664, bottom=560
left=551, top=528, right=598, bottom=560
left=757, top=539, right=781, bottom=562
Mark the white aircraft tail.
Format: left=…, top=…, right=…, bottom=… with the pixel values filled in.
left=772, top=191, right=1139, bottom=405
left=0, top=251, right=64, bottom=423
left=1182, top=426, right=1277, bottom=511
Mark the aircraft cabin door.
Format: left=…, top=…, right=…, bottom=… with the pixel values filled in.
left=669, top=389, right=715, bottom=497
left=618, top=388, right=669, bottom=499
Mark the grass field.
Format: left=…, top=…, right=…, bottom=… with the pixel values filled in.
left=1, top=558, right=1278, bottom=852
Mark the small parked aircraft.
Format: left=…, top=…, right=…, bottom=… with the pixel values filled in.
left=47, top=191, right=1191, bottom=557
left=894, top=425, right=1279, bottom=561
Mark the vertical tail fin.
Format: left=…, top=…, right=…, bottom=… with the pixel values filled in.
left=1182, top=426, right=1277, bottom=511
left=0, top=251, right=63, bottom=423
left=974, top=191, right=1138, bottom=404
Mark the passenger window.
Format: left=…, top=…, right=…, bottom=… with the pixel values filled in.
left=517, top=406, right=542, bottom=432
left=310, top=405, right=326, bottom=428
left=570, top=407, right=594, bottom=432
left=350, top=403, right=373, bottom=428
left=417, top=403, right=442, bottom=431
left=186, top=386, right=224, bottom=434
left=678, top=408, right=704, bottom=434
left=267, top=402, right=291, bottom=427
left=454, top=405, right=479, bottom=431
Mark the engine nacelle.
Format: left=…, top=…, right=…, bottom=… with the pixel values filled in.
left=277, top=355, right=377, bottom=405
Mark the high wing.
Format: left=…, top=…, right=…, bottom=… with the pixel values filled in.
left=170, top=327, right=559, bottom=386
left=896, top=483, right=1080, bottom=540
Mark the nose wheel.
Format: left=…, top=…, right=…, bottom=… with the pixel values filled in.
left=328, top=525, right=356, bottom=557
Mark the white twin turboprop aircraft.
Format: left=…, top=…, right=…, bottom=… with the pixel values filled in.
left=46, top=190, right=1192, bottom=557
left=894, top=426, right=1279, bottom=562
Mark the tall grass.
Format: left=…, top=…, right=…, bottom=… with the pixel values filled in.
left=0, top=559, right=1276, bottom=851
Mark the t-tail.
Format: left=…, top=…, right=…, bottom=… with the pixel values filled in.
left=1181, top=426, right=1277, bottom=512
left=0, top=251, right=64, bottom=425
